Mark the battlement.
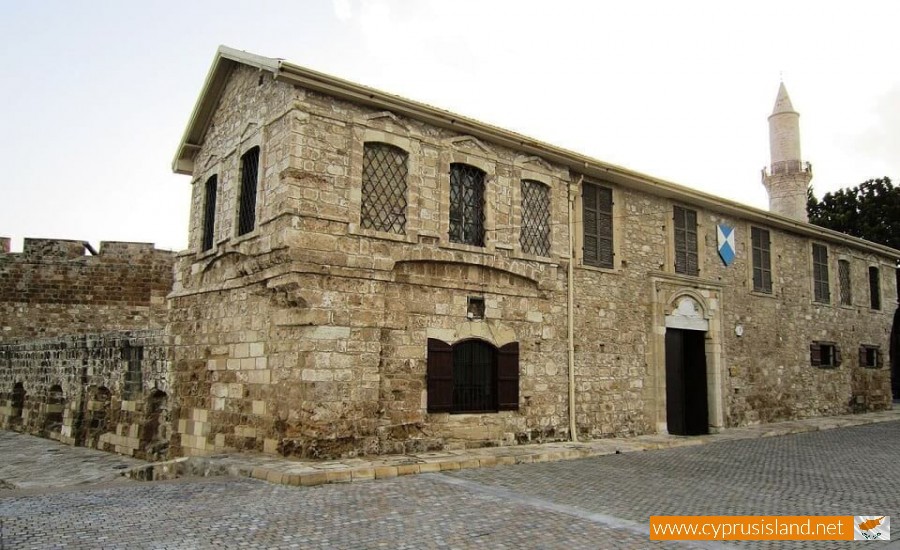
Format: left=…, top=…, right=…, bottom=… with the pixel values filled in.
left=0, top=237, right=175, bottom=262
left=0, top=237, right=176, bottom=342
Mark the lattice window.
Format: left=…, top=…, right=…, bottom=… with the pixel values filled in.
left=869, top=266, right=881, bottom=310
left=751, top=227, right=772, bottom=293
left=449, top=163, right=485, bottom=246
left=838, top=259, right=852, bottom=305
left=674, top=206, right=699, bottom=276
left=520, top=180, right=551, bottom=256
left=582, top=182, right=613, bottom=268
left=361, top=143, right=408, bottom=234
left=812, top=243, right=830, bottom=303
left=201, top=175, right=218, bottom=251
left=237, top=146, right=260, bottom=236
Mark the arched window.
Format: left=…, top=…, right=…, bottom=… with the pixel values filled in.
left=449, top=163, right=485, bottom=246
left=520, top=179, right=551, bottom=256
left=361, top=143, right=408, bottom=234
left=426, top=339, right=519, bottom=413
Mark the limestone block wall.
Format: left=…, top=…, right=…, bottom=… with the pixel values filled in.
left=0, top=238, right=175, bottom=342
left=170, top=59, right=897, bottom=459
left=0, top=330, right=171, bottom=460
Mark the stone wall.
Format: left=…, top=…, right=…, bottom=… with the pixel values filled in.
left=0, top=238, right=175, bottom=342
left=0, top=330, right=171, bottom=460
left=168, top=61, right=896, bottom=460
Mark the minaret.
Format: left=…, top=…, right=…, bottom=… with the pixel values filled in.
left=761, top=82, right=812, bottom=222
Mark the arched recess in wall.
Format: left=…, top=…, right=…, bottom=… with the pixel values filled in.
left=43, top=384, right=65, bottom=436
left=141, top=390, right=169, bottom=459
left=85, top=386, right=112, bottom=447
left=11, top=382, right=26, bottom=426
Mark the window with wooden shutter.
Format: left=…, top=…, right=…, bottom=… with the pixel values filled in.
left=751, top=227, right=772, bottom=293
left=859, top=345, right=881, bottom=369
left=582, top=182, right=613, bottom=268
left=426, top=338, right=520, bottom=414
left=811, top=341, right=839, bottom=368
left=497, top=342, right=520, bottom=411
left=426, top=339, right=453, bottom=412
left=812, top=244, right=830, bottom=303
left=674, top=206, right=699, bottom=276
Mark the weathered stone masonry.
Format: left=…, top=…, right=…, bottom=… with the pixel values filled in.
left=0, top=239, right=174, bottom=459
left=166, top=48, right=897, bottom=459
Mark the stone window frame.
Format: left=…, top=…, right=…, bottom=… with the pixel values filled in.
left=573, top=179, right=623, bottom=272
left=868, top=264, right=882, bottom=310
left=837, top=257, right=853, bottom=307
left=811, top=242, right=831, bottom=304
left=191, top=162, right=223, bottom=257
left=231, top=132, right=264, bottom=243
left=514, top=170, right=554, bottom=259
left=858, top=344, right=883, bottom=369
left=201, top=174, right=219, bottom=252
left=810, top=340, right=841, bottom=369
left=749, top=225, right=774, bottom=295
left=348, top=127, right=421, bottom=244
left=666, top=203, right=704, bottom=278
left=438, top=150, right=497, bottom=254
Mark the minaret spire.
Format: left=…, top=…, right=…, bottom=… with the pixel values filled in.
left=761, top=82, right=811, bottom=222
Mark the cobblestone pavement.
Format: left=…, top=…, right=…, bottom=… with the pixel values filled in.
left=1, top=422, right=899, bottom=549
left=0, top=431, right=141, bottom=489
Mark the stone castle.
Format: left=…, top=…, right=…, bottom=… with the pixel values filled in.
left=1, top=46, right=897, bottom=460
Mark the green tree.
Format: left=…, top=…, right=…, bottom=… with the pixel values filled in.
left=807, top=177, right=900, bottom=251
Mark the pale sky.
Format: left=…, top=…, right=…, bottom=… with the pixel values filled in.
left=2, top=1, right=898, bottom=252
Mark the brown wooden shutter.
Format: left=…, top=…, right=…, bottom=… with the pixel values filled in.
left=859, top=346, right=867, bottom=368
left=427, top=338, right=453, bottom=413
left=877, top=348, right=884, bottom=368
left=497, top=342, right=519, bottom=411
left=810, top=342, right=821, bottom=366
left=834, top=346, right=842, bottom=367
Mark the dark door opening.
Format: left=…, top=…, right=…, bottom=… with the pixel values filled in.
left=665, top=328, right=709, bottom=435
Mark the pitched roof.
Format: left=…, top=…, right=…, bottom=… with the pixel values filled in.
left=172, top=47, right=900, bottom=261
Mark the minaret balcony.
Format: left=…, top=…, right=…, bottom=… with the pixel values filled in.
left=763, top=160, right=813, bottom=178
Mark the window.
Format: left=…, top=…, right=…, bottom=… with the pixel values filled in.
left=673, top=206, right=699, bottom=276
left=810, top=341, right=840, bottom=368
left=751, top=227, right=772, bottom=293
left=869, top=266, right=881, bottom=310
left=361, top=143, right=408, bottom=234
left=838, top=259, right=852, bottom=305
left=859, top=345, right=882, bottom=369
left=520, top=180, right=551, bottom=256
left=467, top=296, right=485, bottom=320
left=582, top=182, right=614, bottom=268
left=812, top=243, right=830, bottom=303
left=237, top=146, right=260, bottom=236
left=201, top=175, right=218, bottom=251
left=122, top=343, right=144, bottom=400
left=449, top=164, right=485, bottom=246
left=426, top=339, right=519, bottom=413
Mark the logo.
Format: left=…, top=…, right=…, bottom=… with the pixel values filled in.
left=717, top=224, right=735, bottom=266
left=854, top=516, right=890, bottom=540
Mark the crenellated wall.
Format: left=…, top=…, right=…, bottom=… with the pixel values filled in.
left=0, top=238, right=175, bottom=342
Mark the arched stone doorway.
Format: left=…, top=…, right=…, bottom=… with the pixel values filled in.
left=141, top=390, right=169, bottom=459
left=10, top=382, right=26, bottom=428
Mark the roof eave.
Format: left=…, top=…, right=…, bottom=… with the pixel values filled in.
left=171, top=46, right=281, bottom=176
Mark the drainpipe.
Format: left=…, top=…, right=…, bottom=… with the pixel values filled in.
left=567, top=176, right=581, bottom=442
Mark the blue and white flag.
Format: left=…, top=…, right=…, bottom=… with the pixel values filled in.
left=717, top=224, right=735, bottom=266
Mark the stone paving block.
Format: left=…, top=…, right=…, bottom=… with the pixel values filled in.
left=300, top=472, right=327, bottom=486
left=374, top=466, right=398, bottom=479
left=350, top=467, right=374, bottom=481
left=326, top=470, right=353, bottom=483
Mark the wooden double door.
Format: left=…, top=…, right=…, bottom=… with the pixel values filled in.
left=665, top=328, right=709, bottom=436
